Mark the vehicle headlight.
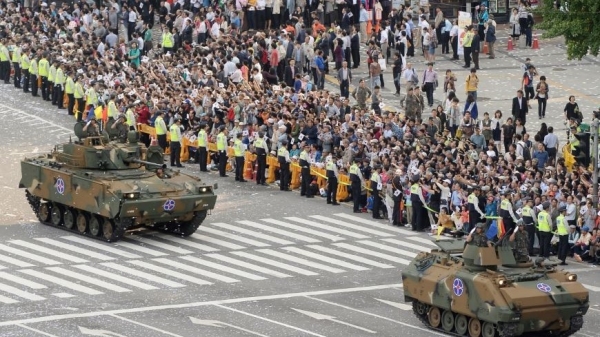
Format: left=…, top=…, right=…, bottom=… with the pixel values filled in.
left=567, top=274, right=577, bottom=282
left=124, top=192, right=140, bottom=199
left=497, top=279, right=508, bottom=287
left=198, top=186, right=212, bottom=193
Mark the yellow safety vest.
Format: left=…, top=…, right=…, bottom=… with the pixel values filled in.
left=162, top=33, right=174, bottom=48
left=29, top=59, right=38, bottom=75
left=299, top=150, right=309, bottom=161
left=463, top=31, right=474, bottom=47
left=522, top=206, right=531, bottom=217
left=169, top=124, right=180, bottom=141
left=349, top=164, right=359, bottom=175
left=86, top=88, right=98, bottom=106
left=55, top=68, right=64, bottom=85
left=0, top=45, right=7, bottom=61
left=278, top=147, right=287, bottom=156
left=74, top=82, right=84, bottom=99
left=155, top=116, right=166, bottom=135
left=20, top=55, right=29, bottom=70
left=234, top=139, right=244, bottom=156
left=556, top=215, right=568, bottom=235
left=410, top=184, right=419, bottom=194
left=468, top=193, right=477, bottom=204
left=65, top=77, right=74, bottom=94
left=326, top=161, right=335, bottom=171
left=125, top=109, right=135, bottom=126
left=107, top=101, right=118, bottom=118
left=216, top=132, right=226, bottom=150
left=48, top=65, right=56, bottom=82
left=500, top=199, right=510, bottom=210
left=11, top=47, right=20, bottom=63
left=537, top=210, right=550, bottom=232
left=197, top=130, right=207, bottom=147
left=38, top=58, right=49, bottom=77
left=254, top=138, right=264, bottom=148
left=370, top=172, right=380, bottom=183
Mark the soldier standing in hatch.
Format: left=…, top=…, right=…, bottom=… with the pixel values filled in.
left=233, top=132, right=247, bottom=182
left=82, top=119, right=100, bottom=137
left=169, top=117, right=183, bottom=167
left=509, top=221, right=529, bottom=262
left=278, top=139, right=291, bottom=191
left=466, top=223, right=493, bottom=247
left=111, top=114, right=129, bottom=142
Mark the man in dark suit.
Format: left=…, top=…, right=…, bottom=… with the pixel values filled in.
left=512, top=90, right=528, bottom=126
left=350, top=28, right=361, bottom=68
left=340, top=8, right=351, bottom=32
left=337, top=61, right=352, bottom=98
left=471, top=25, right=481, bottom=70
left=284, top=59, right=299, bottom=88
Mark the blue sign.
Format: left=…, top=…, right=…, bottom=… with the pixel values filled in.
left=163, top=199, right=176, bottom=212
left=55, top=178, right=65, bottom=195
left=453, top=278, right=465, bottom=297
left=537, top=283, right=552, bottom=293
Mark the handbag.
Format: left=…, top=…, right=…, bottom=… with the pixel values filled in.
left=377, top=58, right=386, bottom=71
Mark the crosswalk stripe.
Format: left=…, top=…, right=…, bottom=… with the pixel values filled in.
left=190, top=234, right=245, bottom=250
left=34, top=238, right=115, bottom=261
left=157, top=235, right=220, bottom=252
left=237, top=220, right=321, bottom=243
left=358, top=240, right=418, bottom=258
left=0, top=271, right=47, bottom=289
left=406, top=236, right=438, bottom=247
left=101, top=262, right=185, bottom=288
left=334, top=243, right=410, bottom=265
left=72, top=265, right=159, bottom=290
left=206, top=253, right=292, bottom=278
left=9, top=240, right=88, bottom=263
left=46, top=267, right=131, bottom=293
left=306, top=246, right=395, bottom=269
left=333, top=213, right=415, bottom=234
left=0, top=294, right=18, bottom=304
left=128, top=260, right=213, bottom=285
left=61, top=236, right=141, bottom=259
left=310, top=215, right=396, bottom=237
left=231, top=251, right=319, bottom=276
left=125, top=236, right=193, bottom=255
left=200, top=227, right=270, bottom=247
left=0, top=244, right=61, bottom=265
left=381, top=238, right=433, bottom=253
left=115, top=241, right=169, bottom=257
left=212, top=223, right=294, bottom=245
left=582, top=283, right=600, bottom=292
left=261, top=218, right=344, bottom=242
left=180, top=255, right=266, bottom=280
left=282, top=247, right=370, bottom=271
left=257, top=249, right=346, bottom=273
left=0, top=254, right=34, bottom=268
left=285, top=217, right=369, bottom=239
left=0, top=281, right=45, bottom=301
left=19, top=269, right=103, bottom=295
left=153, top=258, right=239, bottom=283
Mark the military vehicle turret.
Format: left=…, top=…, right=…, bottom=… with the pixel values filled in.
left=402, top=239, right=589, bottom=337
left=19, top=122, right=217, bottom=242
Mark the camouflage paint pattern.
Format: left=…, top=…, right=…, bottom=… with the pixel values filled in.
left=402, top=239, right=589, bottom=336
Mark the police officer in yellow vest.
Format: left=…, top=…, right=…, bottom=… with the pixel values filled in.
left=48, top=60, right=56, bottom=101
left=38, top=52, right=50, bottom=101
left=520, top=198, right=537, bottom=255
left=0, top=39, right=10, bottom=83
left=254, top=132, right=269, bottom=185
left=233, top=132, right=247, bottom=182
left=467, top=186, right=486, bottom=233
left=125, top=103, right=137, bottom=131
left=410, top=174, right=427, bottom=231
left=162, top=28, right=174, bottom=54
left=537, top=201, right=553, bottom=259
left=29, top=52, right=39, bottom=97
left=325, top=155, right=340, bottom=205
left=85, top=81, right=99, bottom=109
left=555, top=206, right=569, bottom=265
left=278, top=140, right=291, bottom=191
left=216, top=125, right=229, bottom=177
left=169, top=117, right=183, bottom=168
left=53, top=63, right=65, bottom=107
left=500, top=191, right=519, bottom=236
left=11, top=43, right=21, bottom=88
left=65, top=71, right=75, bottom=116
left=349, top=157, right=364, bottom=213
left=107, top=94, right=119, bottom=124
left=20, top=47, right=30, bottom=93
left=370, top=164, right=383, bottom=219
left=154, top=111, right=168, bottom=151
left=74, top=75, right=85, bottom=121
left=299, top=143, right=311, bottom=196
left=197, top=123, right=209, bottom=172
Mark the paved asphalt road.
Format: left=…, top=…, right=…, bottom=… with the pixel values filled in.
left=0, top=35, right=599, bottom=337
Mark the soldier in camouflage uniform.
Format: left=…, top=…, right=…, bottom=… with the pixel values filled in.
left=405, top=86, right=425, bottom=120
left=467, top=223, right=492, bottom=247
left=351, top=79, right=371, bottom=109
left=509, top=221, right=530, bottom=262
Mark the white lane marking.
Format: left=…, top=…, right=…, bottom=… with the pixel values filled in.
left=357, top=241, right=418, bottom=258
left=310, top=215, right=395, bottom=237
left=0, top=254, right=35, bottom=268
left=257, top=249, right=345, bottom=273
left=61, top=236, right=141, bottom=259
left=231, top=251, right=318, bottom=276
left=46, top=267, right=131, bottom=293
left=100, top=262, right=185, bottom=288
left=127, top=260, right=212, bottom=286
left=115, top=241, right=169, bottom=257
left=0, top=104, right=71, bottom=131
left=72, top=265, right=159, bottom=290
left=375, top=298, right=413, bottom=310
left=282, top=247, right=370, bottom=271
left=34, top=238, right=115, bottom=261
left=261, top=218, right=344, bottom=241
left=237, top=220, right=321, bottom=243
left=200, top=227, right=270, bottom=247
left=0, top=271, right=47, bottom=289
left=190, top=317, right=270, bottom=337
left=153, top=258, right=240, bottom=283
left=581, top=283, right=600, bottom=292
left=0, top=281, right=45, bottom=301
left=16, top=324, right=61, bottom=337
left=19, top=269, right=103, bottom=295
left=157, top=235, right=220, bottom=252
left=292, top=308, right=376, bottom=334
left=0, top=294, right=18, bottom=304
left=285, top=217, right=369, bottom=239
left=333, top=243, right=410, bottom=265
left=212, top=222, right=294, bottom=245
left=9, top=240, right=89, bottom=263
left=206, top=253, right=292, bottom=278
left=333, top=213, right=415, bottom=234
left=190, top=234, right=245, bottom=250
left=52, top=293, right=75, bottom=298
left=215, top=304, right=326, bottom=337
left=125, top=237, right=193, bottom=255
left=306, top=245, right=394, bottom=269
left=405, top=236, right=439, bottom=246
left=381, top=238, right=435, bottom=253
left=110, top=314, right=185, bottom=337
left=0, top=244, right=61, bottom=265
left=180, top=255, right=266, bottom=280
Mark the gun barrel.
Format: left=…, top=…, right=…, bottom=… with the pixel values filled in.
left=127, top=158, right=167, bottom=169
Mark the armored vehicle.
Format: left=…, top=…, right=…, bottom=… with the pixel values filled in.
left=19, top=122, right=217, bottom=242
left=402, top=239, right=589, bottom=337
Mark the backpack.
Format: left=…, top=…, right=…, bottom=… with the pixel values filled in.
left=519, top=142, right=531, bottom=161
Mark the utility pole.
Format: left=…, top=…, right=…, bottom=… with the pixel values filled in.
left=592, top=117, right=599, bottom=207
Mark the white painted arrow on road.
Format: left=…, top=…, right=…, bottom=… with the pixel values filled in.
left=375, top=298, right=413, bottom=310
left=190, top=317, right=270, bottom=336
left=292, top=308, right=377, bottom=334
left=78, top=327, right=129, bottom=337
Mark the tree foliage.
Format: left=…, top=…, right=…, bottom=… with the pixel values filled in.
left=537, top=0, right=600, bottom=60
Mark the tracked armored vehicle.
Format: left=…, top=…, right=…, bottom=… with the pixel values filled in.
left=402, top=239, right=589, bottom=337
left=19, top=122, right=217, bottom=242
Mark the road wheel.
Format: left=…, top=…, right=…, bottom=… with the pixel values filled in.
left=38, top=203, right=51, bottom=222
left=455, top=315, right=468, bottom=335
left=102, top=219, right=115, bottom=241
left=481, top=322, right=496, bottom=337
left=64, top=209, right=75, bottom=229
left=469, top=317, right=482, bottom=337
left=89, top=215, right=102, bottom=236
left=50, top=204, right=63, bottom=226
left=441, top=310, right=455, bottom=332
left=414, top=301, right=428, bottom=316
left=428, top=307, right=441, bottom=328
left=76, top=212, right=88, bottom=234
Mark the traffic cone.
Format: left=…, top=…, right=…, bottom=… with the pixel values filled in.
left=507, top=38, right=514, bottom=51
left=532, top=34, right=540, bottom=49
left=483, top=42, right=489, bottom=54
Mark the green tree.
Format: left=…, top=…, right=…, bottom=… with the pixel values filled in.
left=537, top=0, right=600, bottom=60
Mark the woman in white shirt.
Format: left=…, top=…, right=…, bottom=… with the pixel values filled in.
left=422, top=27, right=431, bottom=61
left=510, top=8, right=521, bottom=41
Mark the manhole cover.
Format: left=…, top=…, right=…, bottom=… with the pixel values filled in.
left=553, top=68, right=566, bottom=71
left=477, top=97, right=491, bottom=101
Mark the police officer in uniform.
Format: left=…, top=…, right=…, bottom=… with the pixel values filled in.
left=467, top=186, right=486, bottom=233
left=20, top=47, right=30, bottom=92
left=234, top=132, right=247, bottom=182
left=278, top=140, right=291, bottom=191
left=555, top=206, right=569, bottom=265
left=466, top=223, right=493, bottom=247
left=216, top=125, right=228, bottom=177
left=65, top=70, right=75, bottom=115
left=154, top=111, right=168, bottom=151
left=38, top=52, right=50, bottom=101
left=197, top=123, right=209, bottom=172
left=29, top=52, right=39, bottom=97
left=0, top=39, right=10, bottom=83
left=74, top=75, right=85, bottom=121
left=410, top=174, right=427, bottom=231
left=47, top=60, right=56, bottom=101
left=391, top=169, right=403, bottom=226
left=509, top=221, right=529, bottom=262
left=349, top=157, right=364, bottom=213
left=169, top=117, right=183, bottom=167
left=53, top=63, right=65, bottom=107
left=325, top=155, right=340, bottom=205
left=500, top=191, right=519, bottom=236
left=520, top=197, right=538, bottom=255
left=537, top=201, right=553, bottom=259
left=254, top=132, right=269, bottom=185
left=370, top=164, right=383, bottom=219
left=299, top=144, right=311, bottom=196
left=11, top=42, right=21, bottom=88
